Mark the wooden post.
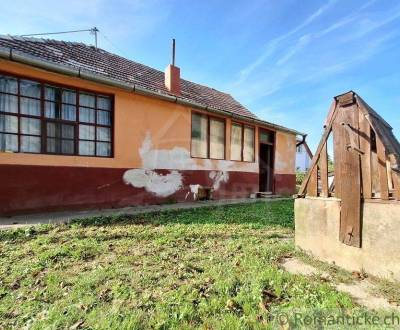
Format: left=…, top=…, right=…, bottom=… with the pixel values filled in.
left=376, top=136, right=389, bottom=200
left=298, top=100, right=337, bottom=196
left=307, top=165, right=318, bottom=197
left=359, top=112, right=372, bottom=199
left=389, top=154, right=400, bottom=200
left=339, top=104, right=361, bottom=247
left=320, top=143, right=329, bottom=197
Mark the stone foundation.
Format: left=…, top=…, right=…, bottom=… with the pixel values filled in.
left=295, top=197, right=400, bottom=281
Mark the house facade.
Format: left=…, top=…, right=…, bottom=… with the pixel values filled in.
left=296, top=140, right=312, bottom=172
left=0, top=36, right=302, bottom=215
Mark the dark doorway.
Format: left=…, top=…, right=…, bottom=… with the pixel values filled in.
left=259, top=142, right=274, bottom=192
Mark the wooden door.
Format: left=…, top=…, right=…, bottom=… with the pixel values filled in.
left=259, top=143, right=273, bottom=192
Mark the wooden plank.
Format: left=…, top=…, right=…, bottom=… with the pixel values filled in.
left=387, top=160, right=394, bottom=191
left=298, top=100, right=337, bottom=196
left=376, top=135, right=389, bottom=200
left=359, top=112, right=371, bottom=199
left=333, top=107, right=343, bottom=199
left=392, top=172, right=400, bottom=200
left=339, top=104, right=361, bottom=247
left=320, top=142, right=329, bottom=197
left=336, top=91, right=355, bottom=107
left=307, top=165, right=318, bottom=197
left=389, top=154, right=400, bottom=200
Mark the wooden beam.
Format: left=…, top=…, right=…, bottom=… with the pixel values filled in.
left=376, top=135, right=389, bottom=200
left=339, top=104, right=361, bottom=247
left=307, top=165, right=318, bottom=197
left=392, top=172, right=400, bottom=200
left=389, top=154, right=400, bottom=200
left=386, top=160, right=394, bottom=191
left=320, top=142, right=329, bottom=197
left=359, top=112, right=371, bottom=199
left=333, top=108, right=343, bottom=199
left=298, top=100, right=337, bottom=196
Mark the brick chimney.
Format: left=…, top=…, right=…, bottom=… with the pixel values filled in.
left=165, top=39, right=180, bottom=95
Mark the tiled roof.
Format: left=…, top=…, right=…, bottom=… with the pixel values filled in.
left=0, top=35, right=256, bottom=118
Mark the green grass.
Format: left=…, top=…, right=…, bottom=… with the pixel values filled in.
left=0, top=200, right=371, bottom=329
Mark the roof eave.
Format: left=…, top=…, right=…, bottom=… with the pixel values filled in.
left=0, top=46, right=304, bottom=136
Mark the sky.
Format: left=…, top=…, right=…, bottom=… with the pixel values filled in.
left=1, top=0, right=399, bottom=152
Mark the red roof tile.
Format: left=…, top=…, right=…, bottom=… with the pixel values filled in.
left=0, top=36, right=256, bottom=118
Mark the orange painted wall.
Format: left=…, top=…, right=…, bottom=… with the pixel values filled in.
left=0, top=59, right=295, bottom=175
left=274, top=131, right=296, bottom=175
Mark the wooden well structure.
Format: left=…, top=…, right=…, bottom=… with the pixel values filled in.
left=296, top=91, right=400, bottom=259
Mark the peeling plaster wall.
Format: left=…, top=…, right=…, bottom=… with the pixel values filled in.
left=0, top=60, right=298, bottom=214
left=123, top=133, right=234, bottom=197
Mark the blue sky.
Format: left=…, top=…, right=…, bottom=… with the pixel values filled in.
left=1, top=0, right=399, bottom=152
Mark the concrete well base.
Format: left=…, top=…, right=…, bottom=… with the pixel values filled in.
left=295, top=197, right=400, bottom=281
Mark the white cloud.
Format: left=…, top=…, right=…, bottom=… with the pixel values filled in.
left=237, top=0, right=337, bottom=82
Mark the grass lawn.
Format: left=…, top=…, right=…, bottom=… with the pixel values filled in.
left=0, top=200, right=378, bottom=329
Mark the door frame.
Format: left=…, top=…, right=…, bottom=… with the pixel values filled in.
left=258, top=128, right=276, bottom=192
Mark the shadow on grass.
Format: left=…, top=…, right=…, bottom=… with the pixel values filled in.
left=0, top=200, right=294, bottom=242
left=72, top=201, right=293, bottom=226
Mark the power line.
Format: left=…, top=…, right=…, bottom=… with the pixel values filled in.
left=19, top=27, right=99, bottom=48
left=99, top=31, right=128, bottom=57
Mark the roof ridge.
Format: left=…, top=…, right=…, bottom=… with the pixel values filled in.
left=0, top=34, right=90, bottom=47
left=0, top=35, right=243, bottom=102
left=0, top=35, right=266, bottom=122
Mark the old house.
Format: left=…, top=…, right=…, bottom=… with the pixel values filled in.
left=0, top=36, right=303, bottom=215
left=296, top=139, right=312, bottom=172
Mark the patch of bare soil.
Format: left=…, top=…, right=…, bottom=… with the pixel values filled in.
left=281, top=257, right=400, bottom=311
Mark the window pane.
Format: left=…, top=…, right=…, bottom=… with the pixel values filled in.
left=231, top=124, right=243, bottom=161
left=62, top=124, right=74, bottom=139
left=46, top=138, right=56, bottom=153
left=0, top=133, right=18, bottom=152
left=97, top=96, right=111, bottom=110
left=21, top=97, right=41, bottom=116
left=210, top=119, right=225, bottom=159
left=46, top=138, right=74, bottom=154
left=0, top=94, right=18, bottom=113
left=21, top=117, right=41, bottom=135
left=96, top=142, right=111, bottom=156
left=61, top=104, right=76, bottom=121
left=79, top=124, right=95, bottom=140
left=45, top=86, right=61, bottom=101
left=97, top=110, right=111, bottom=125
left=97, top=127, right=111, bottom=142
left=260, top=130, right=273, bottom=144
left=243, top=127, right=255, bottom=162
left=191, top=113, right=208, bottom=158
left=79, top=107, right=95, bottom=123
left=62, top=90, right=76, bottom=104
left=79, top=141, right=95, bottom=155
left=21, top=135, right=41, bottom=153
left=79, top=93, right=95, bottom=108
left=20, top=80, right=41, bottom=98
left=45, top=101, right=61, bottom=118
left=0, top=76, right=18, bottom=94
left=47, top=122, right=75, bottom=139
left=0, top=115, right=18, bottom=133
left=61, top=139, right=74, bottom=154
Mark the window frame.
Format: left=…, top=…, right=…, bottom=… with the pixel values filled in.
left=230, top=121, right=256, bottom=163
left=190, top=111, right=226, bottom=160
left=0, top=71, right=114, bottom=158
